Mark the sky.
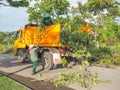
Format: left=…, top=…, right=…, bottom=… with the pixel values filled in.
left=0, top=0, right=119, bottom=32
left=0, top=0, right=85, bottom=32
left=0, top=6, right=28, bottom=32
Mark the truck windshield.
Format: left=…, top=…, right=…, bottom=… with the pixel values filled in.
left=15, top=30, right=22, bottom=39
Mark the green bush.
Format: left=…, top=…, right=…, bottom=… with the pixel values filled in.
left=100, top=55, right=113, bottom=67
left=0, top=44, right=13, bottom=54
left=95, top=43, right=120, bottom=66
left=110, top=44, right=120, bottom=65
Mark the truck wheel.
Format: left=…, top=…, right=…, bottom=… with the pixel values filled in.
left=17, top=49, right=26, bottom=63
left=41, top=51, right=54, bottom=70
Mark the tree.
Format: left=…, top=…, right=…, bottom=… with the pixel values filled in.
left=72, top=0, right=120, bottom=64
left=85, top=0, right=120, bottom=44
left=0, top=32, right=5, bottom=43
left=27, top=0, right=120, bottom=63
left=27, top=0, right=70, bottom=24
left=60, top=0, right=120, bottom=62
left=0, top=0, right=29, bottom=7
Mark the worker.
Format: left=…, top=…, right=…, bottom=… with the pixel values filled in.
left=42, top=12, right=53, bottom=26
left=29, top=44, right=39, bottom=75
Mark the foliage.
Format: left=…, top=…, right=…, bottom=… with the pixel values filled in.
left=98, top=18, right=119, bottom=43
left=0, top=0, right=29, bottom=7
left=0, top=32, right=5, bottom=43
left=61, top=57, right=68, bottom=67
left=93, top=43, right=120, bottom=66
left=27, top=0, right=70, bottom=24
left=0, top=44, right=13, bottom=54
left=0, top=31, right=15, bottom=54
left=54, top=60, right=110, bottom=90
left=100, top=55, right=113, bottom=67
left=26, top=0, right=120, bottom=66
left=109, top=44, right=120, bottom=65
left=85, top=0, right=120, bottom=43
left=0, top=1, right=120, bottom=89
left=0, top=74, right=28, bottom=90
left=0, top=0, right=120, bottom=66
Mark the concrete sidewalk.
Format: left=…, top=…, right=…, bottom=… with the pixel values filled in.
left=68, top=66, right=120, bottom=90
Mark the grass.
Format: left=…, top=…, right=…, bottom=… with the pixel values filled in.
left=0, top=74, right=28, bottom=90
left=0, top=44, right=13, bottom=54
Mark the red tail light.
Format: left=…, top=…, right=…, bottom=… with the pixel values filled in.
left=60, top=49, right=65, bottom=53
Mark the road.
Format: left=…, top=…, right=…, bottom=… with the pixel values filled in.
left=0, top=54, right=120, bottom=90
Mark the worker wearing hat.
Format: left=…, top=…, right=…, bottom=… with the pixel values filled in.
left=29, top=44, right=39, bottom=75
left=42, top=12, right=53, bottom=26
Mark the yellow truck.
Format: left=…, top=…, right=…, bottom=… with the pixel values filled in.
left=14, top=22, right=90, bottom=70
left=14, top=23, right=74, bottom=70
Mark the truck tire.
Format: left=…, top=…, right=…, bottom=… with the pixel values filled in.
left=41, top=51, right=54, bottom=70
left=17, top=49, right=26, bottom=63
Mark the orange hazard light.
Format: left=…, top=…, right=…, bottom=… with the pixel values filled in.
left=78, top=23, right=91, bottom=32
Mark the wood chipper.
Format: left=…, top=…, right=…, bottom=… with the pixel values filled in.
left=14, top=23, right=75, bottom=70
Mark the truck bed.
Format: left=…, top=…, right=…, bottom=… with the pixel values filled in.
left=24, top=23, right=61, bottom=47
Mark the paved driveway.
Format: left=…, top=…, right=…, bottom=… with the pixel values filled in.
left=0, top=54, right=120, bottom=90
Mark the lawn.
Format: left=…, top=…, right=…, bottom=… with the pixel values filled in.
left=0, top=74, right=28, bottom=90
